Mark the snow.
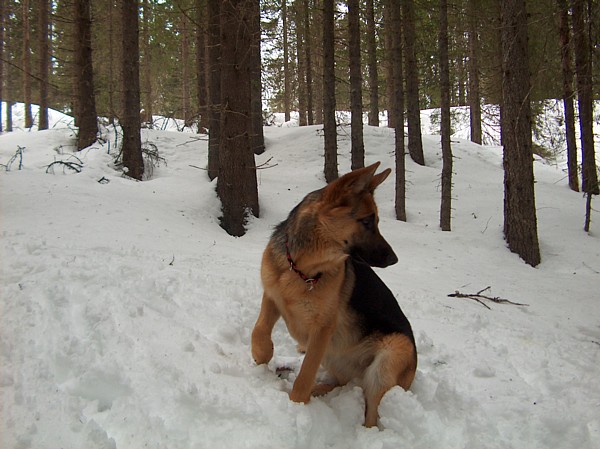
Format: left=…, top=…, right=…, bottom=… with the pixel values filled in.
left=1, top=103, right=600, bottom=449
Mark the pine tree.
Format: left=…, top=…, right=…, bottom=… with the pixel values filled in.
left=323, top=0, right=338, bottom=182
left=500, top=0, right=541, bottom=266
left=207, top=0, right=221, bottom=180
left=365, top=0, right=379, bottom=127
left=74, top=0, right=98, bottom=150
left=121, top=0, right=144, bottom=180
left=217, top=0, right=259, bottom=237
left=348, top=0, right=364, bottom=170
left=439, top=0, right=452, bottom=231
left=38, top=0, right=50, bottom=130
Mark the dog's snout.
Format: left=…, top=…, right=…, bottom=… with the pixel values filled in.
left=385, top=251, right=398, bottom=266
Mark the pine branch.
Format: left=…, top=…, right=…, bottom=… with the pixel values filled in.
left=448, top=286, right=529, bottom=309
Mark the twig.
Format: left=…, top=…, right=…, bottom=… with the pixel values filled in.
left=448, top=286, right=529, bottom=309
left=257, top=156, right=278, bottom=169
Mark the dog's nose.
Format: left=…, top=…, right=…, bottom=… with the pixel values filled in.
left=385, top=251, right=398, bottom=266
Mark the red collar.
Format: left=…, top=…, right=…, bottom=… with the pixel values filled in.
left=285, top=240, right=322, bottom=290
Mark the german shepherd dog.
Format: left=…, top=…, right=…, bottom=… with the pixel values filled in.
left=251, top=162, right=416, bottom=428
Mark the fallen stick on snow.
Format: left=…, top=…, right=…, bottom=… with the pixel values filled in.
left=448, top=286, right=529, bottom=310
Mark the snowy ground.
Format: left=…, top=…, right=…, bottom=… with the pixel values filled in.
left=1, top=104, right=600, bottom=449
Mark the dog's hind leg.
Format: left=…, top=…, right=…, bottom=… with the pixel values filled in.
left=363, top=334, right=417, bottom=427
left=251, top=293, right=281, bottom=364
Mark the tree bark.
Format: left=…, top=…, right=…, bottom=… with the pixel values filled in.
left=0, top=0, right=4, bottom=132
left=121, top=0, right=144, bottom=180
left=303, top=0, right=314, bottom=125
left=142, top=0, right=153, bottom=125
left=439, top=0, right=452, bottom=231
left=365, top=0, right=378, bottom=127
left=22, top=0, right=32, bottom=128
left=250, top=0, right=265, bottom=154
left=217, top=0, right=259, bottom=237
left=207, top=0, right=221, bottom=180
left=557, top=0, right=579, bottom=192
left=181, top=10, right=191, bottom=125
left=467, top=0, right=482, bottom=144
left=383, top=3, right=395, bottom=128
left=323, top=0, right=338, bottom=182
left=402, top=0, right=425, bottom=165
left=389, top=0, right=405, bottom=221
left=196, top=0, right=209, bottom=131
left=348, top=0, right=364, bottom=170
left=38, top=0, right=50, bottom=130
left=75, top=0, right=98, bottom=150
left=296, top=1, right=307, bottom=126
left=571, top=0, right=599, bottom=197
left=500, top=0, right=541, bottom=267
left=283, top=0, right=291, bottom=122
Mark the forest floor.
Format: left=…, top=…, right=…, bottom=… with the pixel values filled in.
left=1, top=104, right=599, bottom=448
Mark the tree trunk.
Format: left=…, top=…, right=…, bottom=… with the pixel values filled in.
left=250, top=0, right=265, bottom=154
left=296, top=1, right=307, bottom=126
left=389, top=0, right=405, bottom=221
left=439, top=0, right=452, bottom=231
left=75, top=0, right=98, bottom=150
left=500, top=0, right=541, bottom=267
left=38, top=0, right=50, bottom=130
left=303, top=0, right=314, bottom=125
left=196, top=0, right=209, bottom=131
left=365, top=0, right=379, bottom=127
left=467, top=0, right=482, bottom=144
left=312, top=0, right=324, bottom=125
left=283, top=0, right=291, bottom=122
left=142, top=0, right=153, bottom=125
left=348, top=0, right=364, bottom=170
left=557, top=0, right=579, bottom=192
left=181, top=10, right=191, bottom=126
left=121, top=0, right=144, bottom=180
left=571, top=0, right=599, bottom=198
left=207, top=0, right=221, bottom=180
left=22, top=0, right=32, bottom=128
left=0, top=0, right=4, bottom=132
left=402, top=0, right=425, bottom=166
left=383, top=3, right=395, bottom=128
left=323, top=0, right=338, bottom=182
left=217, top=0, right=259, bottom=237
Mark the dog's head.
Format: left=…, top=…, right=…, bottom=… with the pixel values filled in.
left=319, top=162, right=398, bottom=268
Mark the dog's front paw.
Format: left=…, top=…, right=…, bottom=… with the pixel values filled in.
left=251, top=331, right=274, bottom=364
left=289, top=388, right=311, bottom=404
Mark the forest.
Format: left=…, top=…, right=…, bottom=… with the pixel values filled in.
left=1, top=0, right=599, bottom=263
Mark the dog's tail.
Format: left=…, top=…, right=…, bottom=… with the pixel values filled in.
left=362, top=334, right=417, bottom=427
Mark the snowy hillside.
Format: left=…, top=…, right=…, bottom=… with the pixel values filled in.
left=1, top=106, right=599, bottom=449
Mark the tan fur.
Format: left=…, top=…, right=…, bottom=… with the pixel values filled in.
left=251, top=163, right=416, bottom=427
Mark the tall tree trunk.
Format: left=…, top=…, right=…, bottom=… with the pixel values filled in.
left=181, top=10, right=191, bottom=126
left=571, top=0, right=599, bottom=198
left=207, top=0, right=221, bottom=180
left=323, top=0, right=338, bottom=182
left=312, top=0, right=324, bottom=125
left=402, top=0, right=424, bottom=165
left=142, top=0, right=153, bottom=125
left=218, top=0, right=259, bottom=237
left=439, top=0, right=452, bottom=231
left=303, top=0, right=314, bottom=125
left=467, top=0, right=482, bottom=144
left=0, top=0, right=4, bottom=132
left=22, top=0, right=32, bottom=128
left=383, top=3, right=395, bottom=128
left=348, top=0, right=364, bottom=169
left=108, top=0, right=116, bottom=124
left=365, top=0, right=379, bottom=127
left=38, top=0, right=50, bottom=130
left=121, top=0, right=144, bottom=180
left=250, top=0, right=265, bottom=154
left=500, top=0, right=541, bottom=267
left=296, top=1, right=307, bottom=126
left=389, top=0, right=405, bottom=221
left=196, top=0, right=209, bottom=131
left=282, top=0, right=291, bottom=122
left=75, top=0, right=98, bottom=150
left=557, top=0, right=579, bottom=192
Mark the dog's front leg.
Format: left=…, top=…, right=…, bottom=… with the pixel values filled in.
left=289, top=325, right=334, bottom=403
left=251, top=293, right=281, bottom=364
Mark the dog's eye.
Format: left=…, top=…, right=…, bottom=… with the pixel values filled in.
left=360, top=215, right=375, bottom=230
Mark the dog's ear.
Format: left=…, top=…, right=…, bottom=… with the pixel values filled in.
left=322, top=162, right=382, bottom=204
left=369, top=167, right=391, bottom=192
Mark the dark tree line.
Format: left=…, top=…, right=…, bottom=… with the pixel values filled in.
left=1, top=0, right=598, bottom=255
